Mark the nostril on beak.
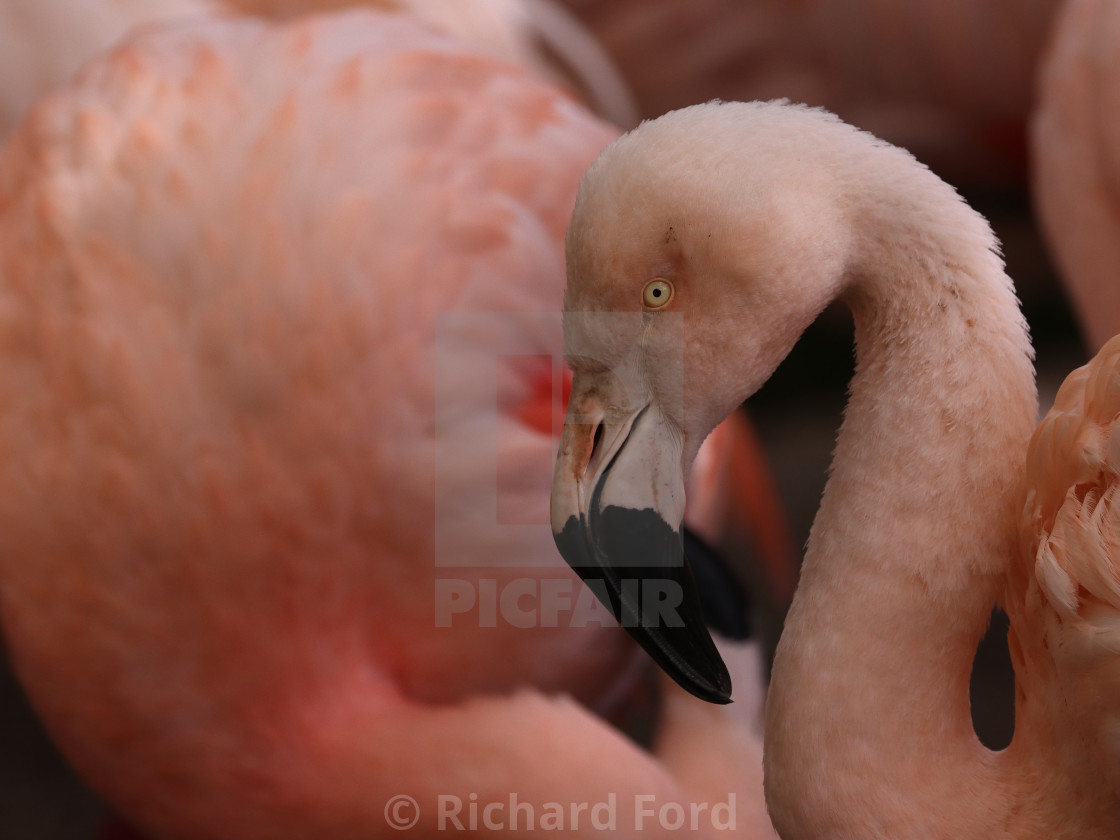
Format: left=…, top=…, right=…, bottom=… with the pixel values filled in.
left=582, top=421, right=605, bottom=481
left=591, top=421, right=604, bottom=459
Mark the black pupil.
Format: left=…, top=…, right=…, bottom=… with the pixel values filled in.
left=652, top=288, right=662, bottom=298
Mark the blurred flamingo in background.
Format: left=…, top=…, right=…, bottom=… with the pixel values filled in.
left=6, top=0, right=1065, bottom=189
left=1032, top=0, right=1120, bottom=354
left=0, top=0, right=637, bottom=145
left=0, top=8, right=793, bottom=838
left=558, top=0, right=1061, bottom=188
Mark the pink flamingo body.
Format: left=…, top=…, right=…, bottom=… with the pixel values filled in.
left=0, top=11, right=787, bottom=839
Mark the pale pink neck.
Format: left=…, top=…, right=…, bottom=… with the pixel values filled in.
left=763, top=197, right=1045, bottom=836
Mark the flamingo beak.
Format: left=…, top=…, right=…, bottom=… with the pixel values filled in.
left=550, top=383, right=732, bottom=704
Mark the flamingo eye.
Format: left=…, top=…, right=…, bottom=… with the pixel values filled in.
left=642, top=278, right=674, bottom=309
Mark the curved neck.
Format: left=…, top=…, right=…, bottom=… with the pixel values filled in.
left=763, top=185, right=1042, bottom=836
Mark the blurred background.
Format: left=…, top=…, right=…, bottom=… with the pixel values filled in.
left=0, top=0, right=1107, bottom=835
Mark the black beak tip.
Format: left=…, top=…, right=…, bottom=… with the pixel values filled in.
left=661, top=651, right=732, bottom=705
left=552, top=507, right=736, bottom=705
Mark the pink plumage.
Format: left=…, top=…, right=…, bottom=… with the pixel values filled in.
left=0, top=10, right=788, bottom=839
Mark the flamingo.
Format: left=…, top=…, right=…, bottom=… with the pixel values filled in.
left=550, top=99, right=1120, bottom=836
left=0, top=10, right=791, bottom=839
left=1032, top=0, right=1120, bottom=355
left=0, top=0, right=637, bottom=148
left=557, top=0, right=1060, bottom=188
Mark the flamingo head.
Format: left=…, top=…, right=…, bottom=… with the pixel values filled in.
left=551, top=101, right=853, bottom=703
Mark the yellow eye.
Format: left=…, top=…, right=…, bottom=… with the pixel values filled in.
left=642, top=278, right=674, bottom=309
